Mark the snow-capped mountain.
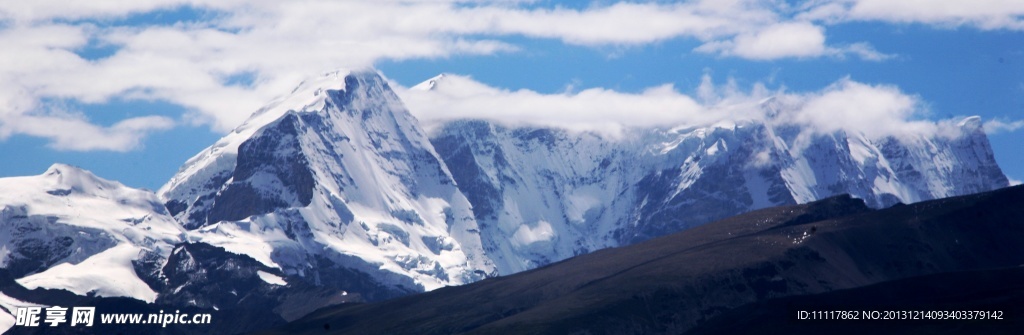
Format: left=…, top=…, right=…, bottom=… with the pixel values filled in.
left=0, top=164, right=185, bottom=332
left=422, top=76, right=1009, bottom=274
left=159, top=69, right=495, bottom=300
left=0, top=69, right=1011, bottom=331
left=0, top=164, right=184, bottom=302
left=0, top=163, right=362, bottom=329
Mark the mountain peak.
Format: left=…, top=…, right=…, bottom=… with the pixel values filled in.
left=0, top=164, right=184, bottom=305
left=290, top=70, right=348, bottom=95
left=958, top=115, right=983, bottom=130
left=41, top=163, right=123, bottom=195
left=237, top=69, right=352, bottom=134
left=411, top=73, right=448, bottom=91
left=159, top=67, right=494, bottom=298
left=44, top=162, right=84, bottom=177
left=160, top=69, right=392, bottom=197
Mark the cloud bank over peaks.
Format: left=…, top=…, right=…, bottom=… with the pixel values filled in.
left=399, top=73, right=986, bottom=143
left=0, top=0, right=1020, bottom=151
left=400, top=73, right=714, bottom=136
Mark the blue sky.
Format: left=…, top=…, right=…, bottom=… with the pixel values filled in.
left=1, top=0, right=1022, bottom=190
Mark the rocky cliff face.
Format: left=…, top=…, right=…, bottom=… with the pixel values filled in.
left=159, top=70, right=495, bottom=297
left=429, top=113, right=1008, bottom=274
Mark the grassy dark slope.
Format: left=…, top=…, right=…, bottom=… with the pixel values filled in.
left=258, top=185, right=1024, bottom=335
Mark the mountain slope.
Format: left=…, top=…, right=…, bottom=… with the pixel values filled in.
left=159, top=70, right=496, bottom=302
left=429, top=119, right=1008, bottom=274
left=0, top=164, right=187, bottom=333
left=0, top=164, right=184, bottom=302
left=258, top=184, right=1024, bottom=335
left=686, top=265, right=1024, bottom=335
left=424, top=76, right=1008, bottom=274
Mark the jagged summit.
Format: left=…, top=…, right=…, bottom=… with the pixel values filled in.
left=238, top=70, right=351, bottom=133
left=161, top=69, right=358, bottom=198
left=159, top=69, right=494, bottom=296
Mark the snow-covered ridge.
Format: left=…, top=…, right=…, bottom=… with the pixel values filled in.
left=160, top=69, right=495, bottom=294
left=159, top=69, right=353, bottom=209
left=0, top=164, right=184, bottom=303
left=0, top=164, right=183, bottom=251
left=428, top=107, right=1009, bottom=273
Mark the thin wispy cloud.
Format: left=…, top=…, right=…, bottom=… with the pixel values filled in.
left=801, top=0, right=1024, bottom=30
left=983, top=119, right=1024, bottom=134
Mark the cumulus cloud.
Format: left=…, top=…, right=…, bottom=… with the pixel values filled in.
left=0, top=0, right=777, bottom=150
left=0, top=0, right=1015, bottom=151
left=696, top=22, right=828, bottom=60
left=786, top=78, right=936, bottom=138
left=695, top=22, right=893, bottom=60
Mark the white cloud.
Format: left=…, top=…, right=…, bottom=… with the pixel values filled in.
left=0, top=0, right=189, bottom=23
left=0, top=0, right=1016, bottom=151
left=802, top=0, right=1024, bottom=30
left=0, top=0, right=783, bottom=151
left=0, top=113, right=175, bottom=152
left=400, top=74, right=715, bottom=135
left=697, top=22, right=828, bottom=60
left=696, top=22, right=893, bottom=61
left=469, top=1, right=770, bottom=45
left=841, top=42, right=893, bottom=61
left=983, top=119, right=1024, bottom=134
left=1010, top=178, right=1022, bottom=186
left=399, top=73, right=975, bottom=145
left=788, top=78, right=937, bottom=138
